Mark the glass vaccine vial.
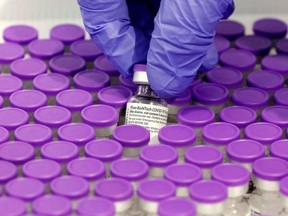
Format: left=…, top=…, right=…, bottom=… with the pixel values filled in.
left=125, top=64, right=168, bottom=144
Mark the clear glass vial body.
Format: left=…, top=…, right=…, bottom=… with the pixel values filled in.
left=223, top=197, right=250, bottom=216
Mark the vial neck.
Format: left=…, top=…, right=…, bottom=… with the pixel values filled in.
left=136, top=85, right=159, bottom=98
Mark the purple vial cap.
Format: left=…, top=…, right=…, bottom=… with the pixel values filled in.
left=214, top=35, right=230, bottom=54
left=58, top=123, right=96, bottom=146
left=138, top=179, right=176, bottom=202
left=134, top=64, right=147, bottom=71
left=56, top=89, right=93, bottom=112
left=158, top=198, right=196, bottom=216
left=0, top=96, right=2, bottom=108
left=0, top=197, right=26, bottom=216
left=119, top=74, right=138, bottom=92
left=50, top=24, right=85, bottom=45
left=232, top=87, right=269, bottom=109
left=227, top=139, right=265, bottom=163
left=41, top=141, right=79, bottom=164
left=110, top=158, right=149, bottom=182
left=67, top=158, right=105, bottom=181
left=275, top=88, right=288, bottom=106
left=164, top=163, right=202, bottom=186
left=0, top=141, right=35, bottom=165
left=188, top=75, right=202, bottom=92
left=169, top=90, right=191, bottom=105
left=0, top=75, right=23, bottom=97
left=276, top=38, right=288, bottom=55
left=206, top=67, right=243, bottom=89
left=253, top=18, right=287, bottom=39
left=33, top=73, right=70, bottom=96
left=74, top=69, right=110, bottom=92
left=140, top=144, right=178, bottom=167
left=0, top=160, right=17, bottom=184
left=192, top=83, right=229, bottom=105
left=3, top=25, right=38, bottom=45
left=98, top=86, right=133, bottom=109
left=77, top=197, right=115, bottom=216
left=270, top=140, right=288, bottom=161
left=0, top=126, right=9, bottom=144
left=28, top=39, right=65, bottom=60
left=185, top=145, right=223, bottom=169
left=85, top=139, right=123, bottom=163
left=0, top=42, right=25, bottom=64
left=34, top=106, right=72, bottom=129
left=216, top=20, right=245, bottom=40
left=94, top=55, right=119, bottom=76
left=253, top=157, right=288, bottom=181
left=23, top=159, right=61, bottom=183
left=6, top=177, right=45, bottom=202
left=95, top=178, right=134, bottom=202
left=261, top=55, right=288, bottom=75
left=219, top=106, right=257, bottom=129
left=220, top=49, right=257, bottom=72
left=212, top=164, right=250, bottom=186
left=32, top=195, right=72, bottom=216
left=244, top=122, right=283, bottom=145
left=189, top=180, right=227, bottom=203
left=262, top=106, right=288, bottom=129
left=15, top=124, right=53, bottom=147
left=10, top=58, right=47, bottom=80
left=70, top=40, right=102, bottom=61
left=10, top=90, right=48, bottom=112
left=158, top=124, right=196, bottom=147
left=49, top=54, right=86, bottom=76
left=0, top=108, right=29, bottom=131
left=112, top=124, right=150, bottom=147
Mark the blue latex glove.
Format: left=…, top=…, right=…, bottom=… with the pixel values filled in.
left=77, top=0, right=234, bottom=99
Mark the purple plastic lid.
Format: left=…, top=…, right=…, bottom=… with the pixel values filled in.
left=6, top=177, right=45, bottom=202
left=138, top=179, right=176, bottom=202
left=0, top=75, right=23, bottom=97
left=275, top=88, right=288, bottom=106
left=112, top=124, right=150, bottom=147
left=23, top=159, right=61, bottom=183
left=3, top=25, right=38, bottom=45
left=85, top=139, right=123, bottom=163
left=202, top=122, right=240, bottom=145
left=261, top=55, right=288, bottom=75
left=10, top=58, right=47, bottom=80
left=262, top=106, right=288, bottom=128
left=185, top=145, right=223, bottom=169
left=110, top=158, right=149, bottom=182
left=70, top=40, right=102, bottom=61
left=219, top=106, right=257, bottom=129
left=32, top=195, right=72, bottom=216
left=94, top=55, right=119, bottom=76
left=95, top=178, right=134, bottom=201
left=41, top=141, right=79, bottom=164
left=0, top=197, right=26, bottom=216
left=276, top=38, right=288, bottom=55
left=227, top=139, right=265, bottom=163
left=50, top=24, right=85, bottom=45
left=253, top=18, right=287, bottom=39
left=0, top=42, right=25, bottom=64
left=214, top=35, right=230, bottom=54
left=212, top=164, right=250, bottom=186
left=244, top=122, right=283, bottom=145
left=28, top=39, right=64, bottom=60
left=192, top=83, right=228, bottom=105
left=81, top=104, right=118, bottom=127
left=119, top=74, right=138, bottom=92
left=140, top=145, right=178, bottom=167
left=0, top=108, right=29, bottom=131
left=253, top=157, right=288, bottom=181
left=15, top=124, right=53, bottom=147
left=56, top=89, right=93, bottom=111
left=10, top=90, right=48, bottom=112
left=67, top=158, right=105, bottom=181
left=0, top=160, right=17, bottom=184
left=232, top=87, right=269, bottom=109
left=206, top=67, right=243, bottom=89
left=134, top=64, right=147, bottom=71
left=33, top=73, right=70, bottom=96
left=178, top=106, right=215, bottom=128
left=158, top=198, right=196, bottom=216
left=98, top=86, right=133, bottom=109
left=216, top=20, right=245, bottom=40
left=270, top=140, right=288, bottom=161
left=159, top=125, right=196, bottom=147
left=169, top=90, right=191, bottom=105
left=58, top=123, right=96, bottom=146
left=189, top=180, right=227, bottom=203
left=0, top=126, right=9, bottom=144
left=164, top=163, right=202, bottom=186
left=0, top=141, right=35, bottom=165
left=188, top=75, right=202, bottom=92
left=74, top=69, right=110, bottom=92
left=77, top=197, right=115, bottom=216
left=0, top=96, right=2, bottom=108
left=49, top=54, right=86, bottom=76
left=281, top=176, right=288, bottom=196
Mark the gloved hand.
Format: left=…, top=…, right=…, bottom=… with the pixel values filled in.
left=77, top=0, right=234, bottom=99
